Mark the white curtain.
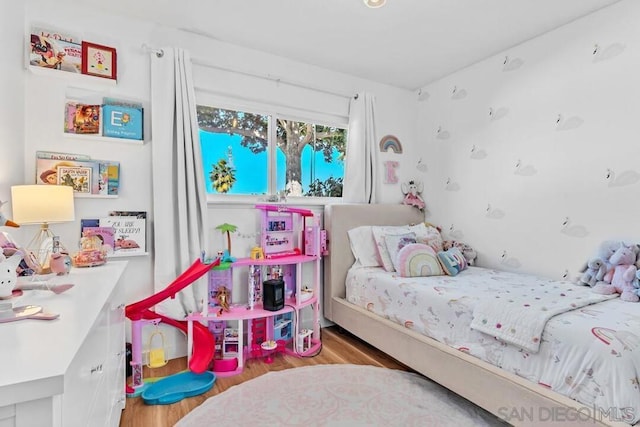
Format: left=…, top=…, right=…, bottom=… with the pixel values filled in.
left=343, top=92, right=379, bottom=203
left=150, top=48, right=209, bottom=318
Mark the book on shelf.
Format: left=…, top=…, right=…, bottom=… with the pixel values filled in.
left=57, top=165, right=92, bottom=194
left=82, top=226, right=115, bottom=254
left=80, top=218, right=100, bottom=233
left=99, top=215, right=146, bottom=254
left=108, top=210, right=147, bottom=219
left=35, top=152, right=120, bottom=196
left=102, top=97, right=143, bottom=140
left=107, top=162, right=120, bottom=195
left=67, top=103, right=101, bottom=134
left=30, top=26, right=82, bottom=74
left=36, top=150, right=91, bottom=161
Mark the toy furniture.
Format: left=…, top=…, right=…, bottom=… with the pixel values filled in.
left=187, top=204, right=324, bottom=376
left=0, top=261, right=128, bottom=427
left=125, top=257, right=218, bottom=398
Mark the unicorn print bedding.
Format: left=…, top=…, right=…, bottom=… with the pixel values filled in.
left=346, top=265, right=640, bottom=423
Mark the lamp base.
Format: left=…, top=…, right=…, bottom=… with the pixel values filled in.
left=23, top=224, right=60, bottom=275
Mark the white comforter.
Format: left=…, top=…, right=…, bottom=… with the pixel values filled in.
left=346, top=266, right=640, bottom=424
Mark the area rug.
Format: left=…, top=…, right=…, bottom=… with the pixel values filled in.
left=175, top=364, right=507, bottom=426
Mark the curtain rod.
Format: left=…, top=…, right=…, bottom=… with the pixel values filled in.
left=141, top=44, right=356, bottom=100
left=191, top=57, right=357, bottom=100
left=142, top=44, right=164, bottom=58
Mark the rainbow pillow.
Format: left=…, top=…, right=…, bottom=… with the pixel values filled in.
left=396, top=243, right=445, bottom=277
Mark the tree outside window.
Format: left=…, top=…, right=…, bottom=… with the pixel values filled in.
left=197, top=105, right=346, bottom=197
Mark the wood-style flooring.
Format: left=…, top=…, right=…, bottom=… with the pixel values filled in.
left=119, top=326, right=412, bottom=427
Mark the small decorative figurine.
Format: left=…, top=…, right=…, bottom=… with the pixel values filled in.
left=50, top=252, right=72, bottom=275
left=215, top=285, right=231, bottom=313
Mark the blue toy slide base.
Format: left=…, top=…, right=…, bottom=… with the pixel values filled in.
left=141, top=371, right=216, bottom=405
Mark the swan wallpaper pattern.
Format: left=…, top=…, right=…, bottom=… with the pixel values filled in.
left=415, top=0, right=637, bottom=280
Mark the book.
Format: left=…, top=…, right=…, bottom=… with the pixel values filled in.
left=99, top=216, right=146, bottom=254
left=64, top=102, right=77, bottom=134
left=108, top=211, right=147, bottom=219
left=30, top=27, right=82, bottom=73
left=98, top=162, right=109, bottom=195
left=57, top=166, right=92, bottom=193
left=102, top=103, right=143, bottom=140
left=106, top=161, right=120, bottom=195
left=36, top=151, right=91, bottom=161
left=36, top=157, right=102, bottom=193
left=80, top=218, right=100, bottom=233
left=73, top=104, right=101, bottom=134
left=82, top=226, right=115, bottom=254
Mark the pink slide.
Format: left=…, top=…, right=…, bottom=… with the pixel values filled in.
left=125, top=258, right=220, bottom=373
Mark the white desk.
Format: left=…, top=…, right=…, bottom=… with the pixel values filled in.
left=0, top=261, right=128, bottom=427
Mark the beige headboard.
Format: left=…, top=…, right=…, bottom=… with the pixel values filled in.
left=323, top=204, right=425, bottom=321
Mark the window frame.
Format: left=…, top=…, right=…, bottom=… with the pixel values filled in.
left=196, top=90, right=347, bottom=206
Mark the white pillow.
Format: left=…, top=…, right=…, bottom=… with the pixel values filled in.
left=419, top=225, right=444, bottom=252
left=372, top=223, right=429, bottom=272
left=385, top=232, right=417, bottom=272
left=347, top=226, right=380, bottom=267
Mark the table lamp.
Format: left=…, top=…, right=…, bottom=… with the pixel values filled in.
left=11, top=185, right=75, bottom=273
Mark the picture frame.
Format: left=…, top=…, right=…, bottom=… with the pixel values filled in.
left=81, top=41, right=117, bottom=80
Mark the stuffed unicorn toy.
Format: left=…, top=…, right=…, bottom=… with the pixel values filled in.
left=593, top=242, right=640, bottom=302
left=0, top=201, right=19, bottom=228
left=0, top=252, right=23, bottom=298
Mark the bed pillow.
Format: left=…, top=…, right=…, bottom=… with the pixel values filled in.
left=347, top=226, right=380, bottom=267
left=418, top=225, right=444, bottom=252
left=385, top=232, right=417, bottom=272
left=437, top=247, right=468, bottom=276
left=396, top=243, right=445, bottom=277
left=372, top=223, right=430, bottom=271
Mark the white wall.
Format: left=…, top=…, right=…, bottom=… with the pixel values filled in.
left=5, top=0, right=417, bottom=358
left=416, top=0, right=639, bottom=280
left=0, top=4, right=25, bottom=209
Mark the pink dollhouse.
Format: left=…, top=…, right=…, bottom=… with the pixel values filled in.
left=186, top=203, right=325, bottom=377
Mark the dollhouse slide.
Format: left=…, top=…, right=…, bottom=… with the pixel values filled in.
left=125, top=258, right=219, bottom=374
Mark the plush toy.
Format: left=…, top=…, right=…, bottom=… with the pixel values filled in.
left=0, top=252, right=23, bottom=299
left=579, top=258, right=607, bottom=287
left=593, top=243, right=639, bottom=302
left=401, top=179, right=426, bottom=211
left=577, top=240, right=619, bottom=286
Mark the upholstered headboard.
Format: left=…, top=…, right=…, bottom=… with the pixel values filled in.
left=322, top=204, right=425, bottom=321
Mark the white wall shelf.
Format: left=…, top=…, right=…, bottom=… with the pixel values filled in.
left=28, top=65, right=117, bottom=87
left=108, top=252, right=149, bottom=258
left=74, top=193, right=118, bottom=199
left=64, top=133, right=145, bottom=145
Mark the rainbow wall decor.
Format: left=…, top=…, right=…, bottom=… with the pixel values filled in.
left=379, top=135, right=403, bottom=153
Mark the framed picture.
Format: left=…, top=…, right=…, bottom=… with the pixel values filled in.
left=81, top=41, right=117, bottom=80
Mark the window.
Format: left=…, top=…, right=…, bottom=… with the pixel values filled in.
left=196, top=105, right=346, bottom=198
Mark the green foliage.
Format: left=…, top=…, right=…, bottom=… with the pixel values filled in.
left=198, top=105, right=347, bottom=196
left=210, top=159, right=236, bottom=193
left=305, top=177, right=343, bottom=197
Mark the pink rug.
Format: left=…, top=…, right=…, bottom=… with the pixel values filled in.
left=175, top=364, right=506, bottom=426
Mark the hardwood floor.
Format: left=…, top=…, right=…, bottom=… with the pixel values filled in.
left=119, top=326, right=413, bottom=427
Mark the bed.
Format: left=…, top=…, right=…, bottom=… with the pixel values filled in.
left=323, top=203, right=638, bottom=427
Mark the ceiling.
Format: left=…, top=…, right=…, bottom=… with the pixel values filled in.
left=73, top=0, right=621, bottom=91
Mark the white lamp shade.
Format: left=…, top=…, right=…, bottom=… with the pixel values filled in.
left=11, top=185, right=75, bottom=224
